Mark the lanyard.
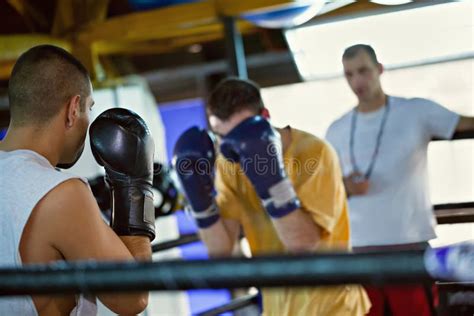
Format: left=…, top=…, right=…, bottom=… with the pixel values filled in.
left=349, top=97, right=390, bottom=180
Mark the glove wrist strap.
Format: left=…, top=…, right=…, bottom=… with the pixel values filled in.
left=186, top=203, right=220, bottom=229
left=111, top=186, right=156, bottom=240
left=261, top=178, right=300, bottom=218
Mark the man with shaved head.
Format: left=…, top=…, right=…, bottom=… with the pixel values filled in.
left=0, top=45, right=155, bottom=315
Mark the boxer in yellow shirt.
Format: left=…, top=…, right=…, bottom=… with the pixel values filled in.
left=173, top=78, right=370, bottom=315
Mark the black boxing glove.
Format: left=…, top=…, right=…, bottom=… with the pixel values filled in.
left=88, top=175, right=111, bottom=219
left=90, top=108, right=156, bottom=240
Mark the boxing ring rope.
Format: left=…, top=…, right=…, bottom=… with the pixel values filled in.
left=152, top=233, right=200, bottom=253
left=443, top=130, right=474, bottom=141
left=139, top=201, right=471, bottom=314
left=0, top=206, right=470, bottom=314
left=0, top=250, right=445, bottom=296
left=434, top=202, right=474, bottom=224
left=149, top=201, right=474, bottom=254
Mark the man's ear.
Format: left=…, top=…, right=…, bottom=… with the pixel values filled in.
left=261, top=107, right=271, bottom=119
left=377, top=62, right=384, bottom=75
left=65, top=95, right=81, bottom=129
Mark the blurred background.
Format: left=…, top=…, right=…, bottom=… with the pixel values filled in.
left=0, top=0, right=472, bottom=315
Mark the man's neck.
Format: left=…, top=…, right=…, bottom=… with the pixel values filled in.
left=357, top=91, right=386, bottom=113
left=0, top=124, right=61, bottom=166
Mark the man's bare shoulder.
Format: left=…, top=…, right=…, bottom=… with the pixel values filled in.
left=37, top=178, right=98, bottom=218
left=33, top=178, right=132, bottom=261
left=32, top=178, right=108, bottom=247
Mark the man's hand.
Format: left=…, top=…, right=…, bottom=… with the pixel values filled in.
left=343, top=172, right=370, bottom=197
left=455, top=116, right=474, bottom=133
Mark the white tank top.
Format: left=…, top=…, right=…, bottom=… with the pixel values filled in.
left=0, top=149, right=97, bottom=315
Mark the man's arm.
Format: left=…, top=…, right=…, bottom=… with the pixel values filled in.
left=277, top=144, right=348, bottom=253
left=198, top=218, right=240, bottom=257
left=120, top=236, right=152, bottom=261
left=173, top=127, right=241, bottom=257
left=34, top=179, right=149, bottom=315
left=201, top=207, right=321, bottom=254
left=271, top=209, right=321, bottom=253
left=220, top=117, right=325, bottom=253
left=456, top=116, right=474, bottom=133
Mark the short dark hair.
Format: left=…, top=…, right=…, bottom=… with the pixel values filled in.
left=8, top=45, right=90, bottom=126
left=207, top=78, right=264, bottom=120
left=342, top=44, right=379, bottom=64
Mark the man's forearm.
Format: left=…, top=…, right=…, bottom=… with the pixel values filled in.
left=198, top=219, right=236, bottom=257
left=97, top=236, right=151, bottom=314
left=271, top=208, right=321, bottom=253
left=120, top=236, right=152, bottom=261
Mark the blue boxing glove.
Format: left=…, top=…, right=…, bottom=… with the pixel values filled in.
left=220, top=116, right=301, bottom=218
left=172, top=127, right=219, bottom=228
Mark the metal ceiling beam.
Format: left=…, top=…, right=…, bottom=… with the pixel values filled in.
left=223, top=16, right=248, bottom=78
left=77, top=0, right=329, bottom=45
left=78, top=1, right=220, bottom=43
left=92, top=22, right=257, bottom=56
left=143, top=51, right=293, bottom=83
